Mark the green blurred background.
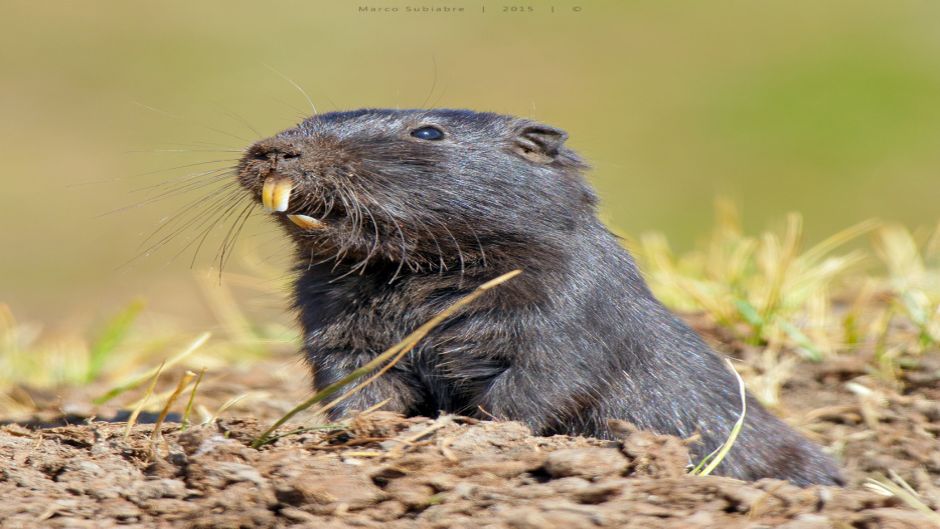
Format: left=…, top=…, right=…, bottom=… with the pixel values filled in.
left=2, top=1, right=939, bottom=327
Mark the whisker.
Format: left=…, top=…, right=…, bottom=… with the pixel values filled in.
left=371, top=201, right=410, bottom=284
left=68, top=158, right=237, bottom=189
left=136, top=185, right=244, bottom=257
left=213, top=103, right=264, bottom=139
left=130, top=166, right=234, bottom=194
left=217, top=202, right=257, bottom=275
left=178, top=192, right=248, bottom=266
left=138, top=182, right=240, bottom=246
left=463, top=221, right=487, bottom=269
left=270, top=97, right=309, bottom=118
left=333, top=186, right=382, bottom=280
left=263, top=64, right=318, bottom=114
left=420, top=55, right=438, bottom=109
left=131, top=100, right=251, bottom=143
left=124, top=148, right=243, bottom=154
left=98, top=169, right=237, bottom=218
left=114, top=185, right=241, bottom=271
left=412, top=216, right=448, bottom=274
left=155, top=140, right=243, bottom=150
left=437, top=220, right=466, bottom=286
left=134, top=158, right=240, bottom=178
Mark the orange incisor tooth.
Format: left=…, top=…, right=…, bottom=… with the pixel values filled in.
left=271, top=179, right=293, bottom=212
left=261, top=177, right=276, bottom=210
left=261, top=177, right=293, bottom=212
left=287, top=214, right=325, bottom=230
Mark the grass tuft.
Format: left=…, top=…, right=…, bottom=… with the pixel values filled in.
left=872, top=224, right=940, bottom=352
left=95, top=332, right=210, bottom=405
left=635, top=200, right=874, bottom=361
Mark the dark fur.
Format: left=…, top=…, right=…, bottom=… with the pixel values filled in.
left=237, top=108, right=843, bottom=486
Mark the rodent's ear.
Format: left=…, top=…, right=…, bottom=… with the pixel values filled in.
left=513, top=124, right=568, bottom=164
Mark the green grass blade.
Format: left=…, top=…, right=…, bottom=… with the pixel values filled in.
left=86, top=299, right=145, bottom=382
left=779, top=321, right=823, bottom=362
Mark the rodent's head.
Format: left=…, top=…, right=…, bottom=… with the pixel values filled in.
left=237, top=108, right=596, bottom=273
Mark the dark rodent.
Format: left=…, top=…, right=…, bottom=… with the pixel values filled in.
left=236, top=108, right=843, bottom=486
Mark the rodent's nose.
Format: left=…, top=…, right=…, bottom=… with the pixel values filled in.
left=247, top=138, right=303, bottom=163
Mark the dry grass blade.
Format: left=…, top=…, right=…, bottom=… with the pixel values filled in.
left=181, top=367, right=207, bottom=431
left=386, top=415, right=453, bottom=458
left=151, top=370, right=197, bottom=443
left=196, top=274, right=258, bottom=348
left=800, top=218, right=880, bottom=265
left=124, top=360, right=165, bottom=441
left=250, top=269, right=523, bottom=448
left=865, top=472, right=940, bottom=526
left=207, top=391, right=269, bottom=424
left=95, top=332, right=210, bottom=405
left=691, top=359, right=748, bottom=476
left=759, top=213, right=802, bottom=321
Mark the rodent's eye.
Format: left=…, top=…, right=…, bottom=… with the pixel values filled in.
left=410, top=126, right=445, bottom=141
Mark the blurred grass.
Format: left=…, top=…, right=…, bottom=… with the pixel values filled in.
left=1, top=208, right=938, bottom=417
left=633, top=205, right=940, bottom=404
left=2, top=2, right=940, bottom=325
left=634, top=200, right=876, bottom=361
left=873, top=224, right=940, bottom=350
left=0, top=2, right=938, bottom=420
left=86, top=299, right=145, bottom=383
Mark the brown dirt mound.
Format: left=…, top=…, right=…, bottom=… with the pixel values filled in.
left=2, top=315, right=940, bottom=528
left=1, top=406, right=937, bottom=529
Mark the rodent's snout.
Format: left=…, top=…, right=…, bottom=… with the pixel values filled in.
left=247, top=137, right=303, bottom=163
left=239, top=136, right=327, bottom=232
